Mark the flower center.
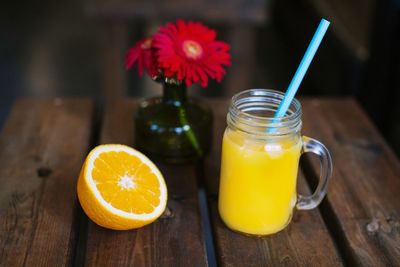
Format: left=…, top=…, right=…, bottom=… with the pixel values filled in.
left=118, top=175, right=135, bottom=190
left=182, top=40, right=203, bottom=59
left=141, top=38, right=152, bottom=50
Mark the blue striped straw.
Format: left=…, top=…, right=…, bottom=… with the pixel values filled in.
left=274, top=19, right=330, bottom=118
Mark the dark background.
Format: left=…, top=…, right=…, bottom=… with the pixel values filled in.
left=1, top=0, right=399, bottom=156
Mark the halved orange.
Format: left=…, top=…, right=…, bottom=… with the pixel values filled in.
left=77, top=144, right=167, bottom=230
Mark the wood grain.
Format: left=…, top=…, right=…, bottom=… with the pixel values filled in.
left=204, top=99, right=343, bottom=266
left=3, top=97, right=398, bottom=266
left=301, top=98, right=400, bottom=266
left=83, top=100, right=208, bottom=266
left=0, top=98, right=93, bottom=266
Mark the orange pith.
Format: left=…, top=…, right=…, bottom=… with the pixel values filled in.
left=77, top=144, right=167, bottom=230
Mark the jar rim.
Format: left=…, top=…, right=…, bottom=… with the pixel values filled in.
left=228, top=89, right=302, bottom=136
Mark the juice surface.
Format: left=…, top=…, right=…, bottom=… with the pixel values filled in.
left=218, top=129, right=302, bottom=235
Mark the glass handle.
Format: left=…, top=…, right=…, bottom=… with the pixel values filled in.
left=297, top=136, right=333, bottom=210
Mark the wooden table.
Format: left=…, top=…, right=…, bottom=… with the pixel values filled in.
left=1, top=97, right=399, bottom=266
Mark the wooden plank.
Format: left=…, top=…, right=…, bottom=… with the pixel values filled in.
left=301, top=98, right=400, bottom=266
left=204, top=99, right=343, bottom=266
left=0, top=98, right=94, bottom=266
left=83, top=100, right=208, bottom=266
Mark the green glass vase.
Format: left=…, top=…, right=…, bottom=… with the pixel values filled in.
left=134, top=81, right=213, bottom=164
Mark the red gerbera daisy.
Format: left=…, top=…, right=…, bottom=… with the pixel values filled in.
left=125, top=37, right=158, bottom=77
left=153, top=20, right=231, bottom=87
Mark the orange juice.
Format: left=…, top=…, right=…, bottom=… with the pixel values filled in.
left=218, top=129, right=302, bottom=235
left=218, top=89, right=333, bottom=236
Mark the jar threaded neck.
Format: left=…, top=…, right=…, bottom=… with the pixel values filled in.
left=227, top=89, right=302, bottom=136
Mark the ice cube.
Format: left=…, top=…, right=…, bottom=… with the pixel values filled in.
left=264, top=143, right=283, bottom=158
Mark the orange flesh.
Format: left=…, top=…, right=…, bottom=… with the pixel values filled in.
left=91, top=151, right=161, bottom=214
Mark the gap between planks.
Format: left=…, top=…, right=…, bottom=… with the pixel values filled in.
left=301, top=98, right=400, bottom=266
left=81, top=100, right=209, bottom=266
left=72, top=102, right=103, bottom=267
left=0, top=98, right=94, bottom=266
left=300, top=159, right=357, bottom=266
left=204, top=98, right=343, bottom=266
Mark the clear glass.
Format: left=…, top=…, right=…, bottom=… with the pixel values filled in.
left=218, top=89, right=332, bottom=236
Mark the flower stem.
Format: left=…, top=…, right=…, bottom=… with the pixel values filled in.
left=163, top=80, right=203, bottom=158
left=177, top=106, right=203, bottom=157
